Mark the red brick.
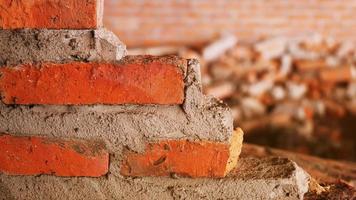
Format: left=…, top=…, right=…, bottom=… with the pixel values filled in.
left=121, top=140, right=229, bottom=178
left=320, top=66, right=352, bottom=83
left=0, top=134, right=108, bottom=177
left=0, top=0, right=102, bottom=29
left=120, top=129, right=244, bottom=178
left=0, top=59, right=184, bottom=105
left=295, top=60, right=328, bottom=72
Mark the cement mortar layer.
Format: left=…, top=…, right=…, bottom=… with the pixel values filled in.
left=0, top=157, right=310, bottom=200
left=0, top=95, right=233, bottom=154
left=119, top=55, right=188, bottom=77
left=0, top=28, right=126, bottom=66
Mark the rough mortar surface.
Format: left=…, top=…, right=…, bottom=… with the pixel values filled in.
left=0, top=28, right=126, bottom=66
left=0, top=157, right=310, bottom=200
left=183, top=59, right=204, bottom=118
left=0, top=95, right=233, bottom=158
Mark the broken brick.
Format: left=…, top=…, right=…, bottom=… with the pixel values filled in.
left=120, top=129, right=243, bottom=178
left=320, top=66, right=352, bottom=83
left=295, top=59, right=328, bottom=72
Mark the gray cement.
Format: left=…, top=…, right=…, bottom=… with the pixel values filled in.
left=183, top=59, right=204, bottom=118
left=0, top=95, right=233, bottom=153
left=0, top=28, right=126, bottom=66
left=0, top=157, right=310, bottom=200
left=118, top=55, right=187, bottom=77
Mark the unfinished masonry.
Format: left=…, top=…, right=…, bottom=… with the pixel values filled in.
left=0, top=0, right=310, bottom=199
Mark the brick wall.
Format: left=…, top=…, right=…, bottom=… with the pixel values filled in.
left=104, top=0, right=356, bottom=47
left=0, top=0, right=243, bottom=179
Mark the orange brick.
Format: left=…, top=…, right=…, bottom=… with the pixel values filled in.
left=320, top=66, right=352, bottom=83
left=120, top=129, right=244, bottom=178
left=295, top=60, right=328, bottom=72
left=324, top=100, right=346, bottom=118
left=0, top=59, right=184, bottom=105
left=0, top=0, right=103, bottom=29
left=0, top=134, right=108, bottom=177
left=121, top=140, right=228, bottom=177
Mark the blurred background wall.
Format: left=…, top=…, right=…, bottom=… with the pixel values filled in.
left=104, top=0, right=356, bottom=47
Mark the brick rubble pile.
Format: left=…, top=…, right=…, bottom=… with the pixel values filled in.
left=173, top=34, right=356, bottom=160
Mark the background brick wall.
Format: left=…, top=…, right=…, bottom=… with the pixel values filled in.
left=104, top=0, right=356, bottom=47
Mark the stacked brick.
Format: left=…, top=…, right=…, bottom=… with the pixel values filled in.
left=0, top=0, right=243, bottom=178
left=0, top=0, right=311, bottom=199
